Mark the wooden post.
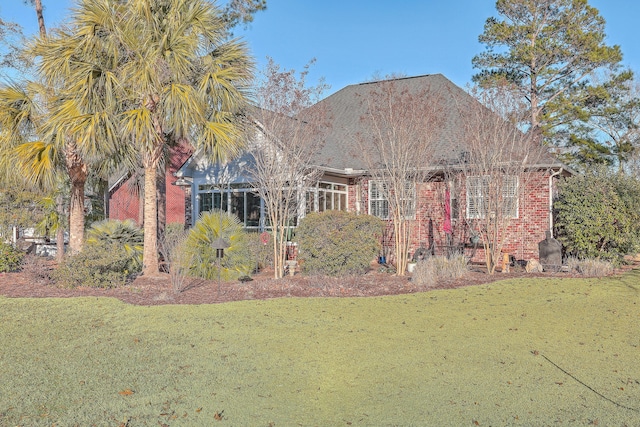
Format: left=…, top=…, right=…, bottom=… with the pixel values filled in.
left=502, top=252, right=510, bottom=273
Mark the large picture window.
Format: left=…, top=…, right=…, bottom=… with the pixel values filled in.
left=466, top=175, right=518, bottom=219
left=198, top=184, right=261, bottom=228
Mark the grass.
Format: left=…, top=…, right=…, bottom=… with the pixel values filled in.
left=0, top=270, right=639, bottom=426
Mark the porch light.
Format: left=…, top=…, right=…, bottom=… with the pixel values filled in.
left=211, top=237, right=230, bottom=258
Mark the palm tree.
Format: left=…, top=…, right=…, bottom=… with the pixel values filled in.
left=23, top=0, right=251, bottom=276
left=28, top=0, right=142, bottom=255
left=1, top=4, right=126, bottom=255
left=79, top=0, right=252, bottom=276
left=0, top=81, right=91, bottom=255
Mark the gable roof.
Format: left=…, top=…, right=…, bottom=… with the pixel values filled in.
left=305, top=74, right=473, bottom=172
left=176, top=73, right=570, bottom=180
left=305, top=73, right=567, bottom=174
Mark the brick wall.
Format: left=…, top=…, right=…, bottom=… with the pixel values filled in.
left=108, top=143, right=192, bottom=225
left=349, top=172, right=552, bottom=264
left=109, top=179, right=141, bottom=223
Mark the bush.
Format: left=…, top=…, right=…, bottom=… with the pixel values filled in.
left=565, top=257, right=614, bottom=277
left=159, top=223, right=190, bottom=293
left=295, top=211, right=385, bottom=276
left=183, top=210, right=253, bottom=281
left=411, top=255, right=468, bottom=288
left=21, top=254, right=54, bottom=285
left=53, top=242, right=137, bottom=288
left=555, top=168, right=640, bottom=261
left=0, top=242, right=24, bottom=273
left=85, top=219, right=144, bottom=270
left=246, top=231, right=273, bottom=272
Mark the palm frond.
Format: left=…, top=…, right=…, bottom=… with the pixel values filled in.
left=14, top=140, right=60, bottom=189
left=122, top=107, right=158, bottom=151
left=198, top=120, right=244, bottom=162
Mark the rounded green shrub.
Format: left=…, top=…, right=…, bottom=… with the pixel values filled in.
left=184, top=210, right=253, bottom=281
left=555, top=168, right=640, bottom=261
left=295, top=211, right=385, bottom=276
left=0, top=242, right=24, bottom=273
left=52, top=241, right=136, bottom=288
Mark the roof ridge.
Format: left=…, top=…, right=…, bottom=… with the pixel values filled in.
left=354, top=73, right=441, bottom=87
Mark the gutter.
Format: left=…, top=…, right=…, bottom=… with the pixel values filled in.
left=314, top=165, right=367, bottom=176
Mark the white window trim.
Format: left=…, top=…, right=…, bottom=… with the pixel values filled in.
left=368, top=180, right=416, bottom=220
left=466, top=175, right=519, bottom=219
left=369, top=180, right=389, bottom=220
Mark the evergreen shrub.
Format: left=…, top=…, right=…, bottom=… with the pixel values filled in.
left=555, top=168, right=640, bottom=261
left=85, top=219, right=144, bottom=270
left=53, top=242, right=136, bottom=288
left=295, top=211, right=384, bottom=276
left=0, top=242, right=24, bottom=273
left=184, top=210, right=253, bottom=281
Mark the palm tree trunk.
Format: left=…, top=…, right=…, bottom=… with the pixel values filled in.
left=156, top=164, right=166, bottom=243
left=68, top=179, right=85, bottom=253
left=142, top=164, right=160, bottom=276
left=65, top=141, right=87, bottom=254
left=138, top=190, right=144, bottom=226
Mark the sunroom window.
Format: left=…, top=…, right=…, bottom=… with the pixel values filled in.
left=197, top=184, right=261, bottom=228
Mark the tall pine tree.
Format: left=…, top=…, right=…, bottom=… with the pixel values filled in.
left=472, top=0, right=626, bottom=150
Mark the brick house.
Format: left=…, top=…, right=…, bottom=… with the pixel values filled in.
left=110, top=74, right=571, bottom=263
left=108, top=143, right=193, bottom=226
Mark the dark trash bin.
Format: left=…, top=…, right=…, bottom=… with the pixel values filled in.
left=539, top=231, right=562, bottom=272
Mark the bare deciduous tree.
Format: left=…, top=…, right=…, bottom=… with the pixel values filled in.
left=158, top=225, right=191, bottom=294
left=23, top=0, right=46, bottom=37
left=0, top=18, right=29, bottom=78
left=250, top=58, right=329, bottom=279
left=357, top=77, right=444, bottom=276
left=455, top=84, right=548, bottom=274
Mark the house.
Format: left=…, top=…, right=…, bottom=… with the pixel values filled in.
left=110, top=74, right=570, bottom=263
left=108, top=143, right=193, bottom=226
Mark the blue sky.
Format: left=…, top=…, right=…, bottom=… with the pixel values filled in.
left=2, top=0, right=639, bottom=93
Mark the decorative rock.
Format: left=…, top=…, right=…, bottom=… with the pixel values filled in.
left=623, top=253, right=640, bottom=263
left=525, top=259, right=543, bottom=273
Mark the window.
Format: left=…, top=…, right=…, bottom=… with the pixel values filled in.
left=502, top=175, right=519, bottom=218
left=447, top=179, right=459, bottom=220
left=466, top=175, right=518, bottom=219
left=305, top=182, right=348, bottom=214
left=197, top=184, right=261, bottom=228
left=368, top=180, right=415, bottom=220
left=369, top=181, right=389, bottom=219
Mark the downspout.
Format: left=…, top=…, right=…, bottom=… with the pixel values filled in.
left=548, top=168, right=563, bottom=237
left=355, top=181, right=362, bottom=214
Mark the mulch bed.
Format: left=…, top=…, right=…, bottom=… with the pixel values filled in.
left=0, top=259, right=612, bottom=306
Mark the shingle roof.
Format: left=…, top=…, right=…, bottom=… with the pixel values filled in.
left=305, top=74, right=475, bottom=171
left=305, top=73, right=565, bottom=173
left=177, top=73, right=568, bottom=179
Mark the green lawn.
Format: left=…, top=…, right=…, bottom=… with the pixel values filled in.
left=1, top=270, right=639, bottom=426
